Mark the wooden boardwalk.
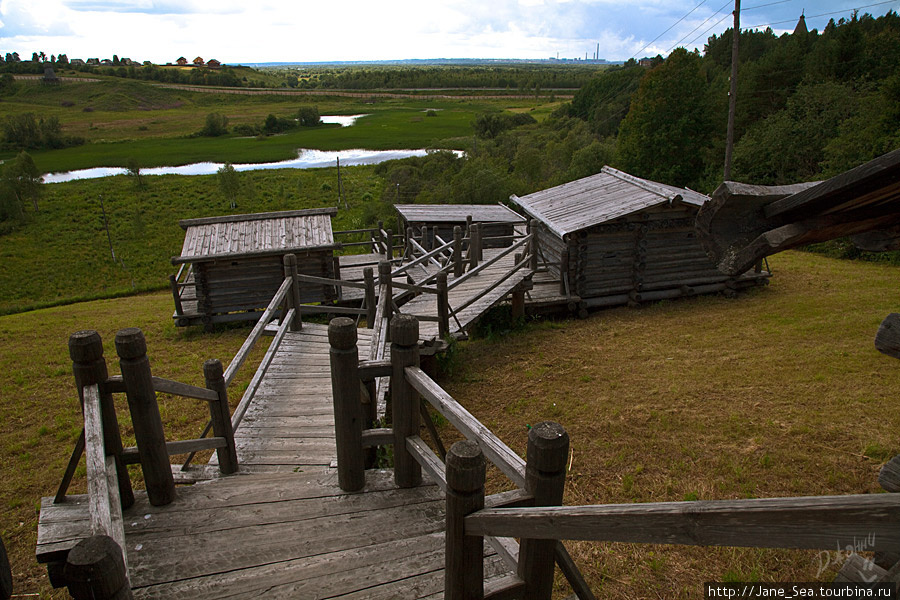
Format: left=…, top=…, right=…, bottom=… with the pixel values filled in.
left=38, top=322, right=513, bottom=598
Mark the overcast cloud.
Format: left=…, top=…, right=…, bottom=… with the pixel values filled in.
left=0, top=0, right=896, bottom=64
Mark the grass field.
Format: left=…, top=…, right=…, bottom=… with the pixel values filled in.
left=3, top=250, right=899, bottom=597
left=2, top=79, right=556, bottom=172
left=439, top=250, right=900, bottom=598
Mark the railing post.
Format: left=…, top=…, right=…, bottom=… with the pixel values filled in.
left=445, top=440, right=485, bottom=600
left=475, top=222, right=484, bottom=262
left=437, top=271, right=450, bottom=339
left=559, top=248, right=570, bottom=296
left=378, top=260, right=393, bottom=317
left=64, top=535, right=132, bottom=600
left=431, top=226, right=439, bottom=253
left=529, top=219, right=540, bottom=272
left=115, top=328, right=176, bottom=507
left=386, top=228, right=394, bottom=260
left=391, top=315, right=421, bottom=488
left=283, top=253, right=303, bottom=331
left=453, top=225, right=464, bottom=277
left=203, top=359, right=238, bottom=475
left=364, top=267, right=376, bottom=328
left=512, top=254, right=525, bottom=320
left=377, top=220, right=385, bottom=254
left=469, top=223, right=480, bottom=270
left=328, top=317, right=366, bottom=491
left=518, top=421, right=569, bottom=600
left=169, top=274, right=184, bottom=317
left=406, top=226, right=414, bottom=256
left=68, top=330, right=134, bottom=509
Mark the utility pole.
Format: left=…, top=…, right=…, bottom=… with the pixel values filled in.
left=724, top=0, right=740, bottom=180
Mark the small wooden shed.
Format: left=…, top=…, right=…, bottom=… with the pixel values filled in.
left=511, top=166, right=769, bottom=308
left=395, top=204, right=525, bottom=249
left=171, top=208, right=340, bottom=326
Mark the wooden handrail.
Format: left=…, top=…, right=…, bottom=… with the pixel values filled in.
left=104, top=375, right=218, bottom=402
left=392, top=237, right=455, bottom=277
left=82, top=384, right=128, bottom=570
left=448, top=235, right=531, bottom=291
left=465, top=494, right=900, bottom=551
left=231, top=308, right=294, bottom=431
left=449, top=253, right=531, bottom=318
left=405, top=366, right=526, bottom=487
left=223, top=277, right=292, bottom=386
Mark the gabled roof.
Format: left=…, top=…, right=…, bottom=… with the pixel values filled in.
left=395, top=203, right=525, bottom=224
left=510, top=166, right=708, bottom=239
left=172, top=208, right=338, bottom=265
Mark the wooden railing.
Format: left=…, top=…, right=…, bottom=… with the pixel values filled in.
left=328, top=314, right=595, bottom=600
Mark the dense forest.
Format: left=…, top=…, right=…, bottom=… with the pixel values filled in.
left=368, top=9, right=900, bottom=224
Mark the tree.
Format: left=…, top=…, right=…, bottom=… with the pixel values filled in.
left=1, top=151, right=42, bottom=213
left=217, top=162, right=240, bottom=209
left=125, top=157, right=145, bottom=189
left=615, top=48, right=714, bottom=189
left=2, top=113, right=41, bottom=149
left=200, top=112, right=229, bottom=137
left=297, top=105, right=320, bottom=127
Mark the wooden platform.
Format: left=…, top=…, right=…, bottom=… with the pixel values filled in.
left=37, top=322, right=513, bottom=597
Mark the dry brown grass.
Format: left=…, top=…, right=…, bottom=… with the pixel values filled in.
left=438, top=250, right=900, bottom=599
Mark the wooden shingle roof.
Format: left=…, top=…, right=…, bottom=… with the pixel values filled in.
left=394, top=204, right=525, bottom=224
left=510, top=166, right=708, bottom=238
left=172, top=208, right=338, bottom=264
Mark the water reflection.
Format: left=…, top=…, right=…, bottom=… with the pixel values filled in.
left=44, top=148, right=450, bottom=183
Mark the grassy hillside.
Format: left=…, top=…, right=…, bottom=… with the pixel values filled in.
left=0, top=166, right=387, bottom=315
left=3, top=250, right=898, bottom=597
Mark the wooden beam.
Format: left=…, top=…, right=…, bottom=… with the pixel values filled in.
left=465, top=494, right=900, bottom=551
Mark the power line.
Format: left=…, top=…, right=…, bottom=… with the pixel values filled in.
left=630, top=0, right=712, bottom=59
left=666, top=0, right=734, bottom=53
left=746, top=0, right=899, bottom=28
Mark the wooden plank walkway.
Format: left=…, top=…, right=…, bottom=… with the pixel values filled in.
left=401, top=248, right=532, bottom=342
left=38, top=322, right=513, bottom=597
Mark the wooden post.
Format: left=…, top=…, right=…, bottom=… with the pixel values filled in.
left=329, top=318, right=365, bottom=492
left=559, top=248, right=570, bottom=296
left=437, top=271, right=450, bottom=339
left=364, top=267, right=376, bottom=328
left=68, top=331, right=134, bottom=509
left=453, top=226, right=464, bottom=277
left=168, top=274, right=183, bottom=316
left=518, top=421, right=569, bottom=600
left=529, top=219, right=540, bottom=271
left=406, top=226, right=414, bottom=256
left=378, top=260, right=393, bottom=318
left=386, top=228, right=394, bottom=260
left=469, top=223, right=480, bottom=269
left=432, top=226, right=439, bottom=253
left=114, top=328, right=175, bottom=507
left=283, top=253, right=303, bottom=331
left=64, top=535, right=132, bottom=600
left=391, top=315, right=421, bottom=488
left=1, top=536, right=12, bottom=600
left=377, top=220, right=385, bottom=254
left=203, top=359, right=238, bottom=475
left=445, top=440, right=485, bottom=600
left=466, top=215, right=473, bottom=240
left=475, top=223, right=484, bottom=262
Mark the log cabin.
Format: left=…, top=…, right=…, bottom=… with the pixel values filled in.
left=170, top=208, right=340, bottom=327
left=511, top=166, right=770, bottom=309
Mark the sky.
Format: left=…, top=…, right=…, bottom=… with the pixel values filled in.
left=1, top=0, right=897, bottom=65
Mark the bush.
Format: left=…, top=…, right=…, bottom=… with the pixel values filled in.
left=199, top=112, right=229, bottom=137
left=297, top=105, right=321, bottom=127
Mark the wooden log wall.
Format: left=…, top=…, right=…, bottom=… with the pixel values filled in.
left=564, top=207, right=736, bottom=302
left=193, top=251, right=338, bottom=317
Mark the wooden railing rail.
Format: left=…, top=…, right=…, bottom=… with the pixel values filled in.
left=448, top=234, right=531, bottom=292
left=392, top=236, right=456, bottom=278
left=464, top=494, right=900, bottom=551
left=449, top=253, right=532, bottom=319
